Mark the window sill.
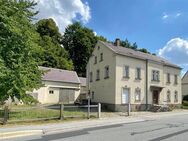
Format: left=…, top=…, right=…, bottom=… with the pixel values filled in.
left=135, top=78, right=141, bottom=81
left=166, top=82, right=171, bottom=84
left=135, top=100, right=141, bottom=103
left=123, top=76, right=130, bottom=79
left=151, top=80, right=160, bottom=82
left=104, top=76, right=109, bottom=79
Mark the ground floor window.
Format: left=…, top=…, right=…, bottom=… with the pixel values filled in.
left=174, top=91, right=178, bottom=102
left=167, top=90, right=171, bottom=102
left=135, top=88, right=141, bottom=102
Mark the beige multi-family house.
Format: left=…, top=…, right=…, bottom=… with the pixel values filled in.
left=87, top=39, right=182, bottom=111
left=29, top=67, right=86, bottom=104
left=182, top=71, right=188, bottom=97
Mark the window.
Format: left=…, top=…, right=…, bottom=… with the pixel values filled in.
left=135, top=68, right=141, bottom=80
left=167, top=90, right=171, bottom=102
left=104, top=66, right=109, bottom=79
left=167, top=73, right=171, bottom=83
left=174, top=75, right=178, bottom=84
left=89, top=72, right=93, bottom=82
left=49, top=90, right=54, bottom=94
left=124, top=66, right=129, bottom=78
left=94, top=56, right=97, bottom=64
left=122, top=88, right=129, bottom=104
left=152, top=70, right=160, bottom=81
left=92, top=91, right=94, bottom=99
left=135, top=88, right=141, bottom=102
left=96, top=69, right=100, bottom=81
left=174, top=91, right=178, bottom=102
left=97, top=46, right=100, bottom=50
left=100, top=53, right=103, bottom=62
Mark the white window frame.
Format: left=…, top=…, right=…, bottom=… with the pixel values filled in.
left=124, top=66, right=129, bottom=78
left=135, top=67, right=141, bottom=80
left=49, top=90, right=54, bottom=94
left=89, top=72, right=93, bottom=82
left=135, top=88, right=141, bottom=102
left=100, top=53, right=103, bottom=62
left=152, top=70, right=160, bottom=81
left=104, top=65, right=109, bottom=79
left=167, top=90, right=171, bottom=102
left=94, top=56, right=97, bottom=64
left=167, top=73, right=171, bottom=83
left=122, top=88, right=130, bottom=104
left=96, top=69, right=100, bottom=81
left=174, top=91, right=178, bottom=102
left=174, top=75, right=178, bottom=84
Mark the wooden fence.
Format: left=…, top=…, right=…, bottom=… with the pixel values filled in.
left=0, top=103, right=101, bottom=125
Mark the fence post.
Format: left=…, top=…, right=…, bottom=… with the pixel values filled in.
left=87, top=98, right=90, bottom=119
left=60, top=104, right=64, bottom=120
left=127, top=103, right=131, bottom=116
left=3, top=106, right=9, bottom=125
left=98, top=103, right=101, bottom=118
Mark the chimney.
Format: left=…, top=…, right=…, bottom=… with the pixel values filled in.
left=115, top=38, right=120, bottom=46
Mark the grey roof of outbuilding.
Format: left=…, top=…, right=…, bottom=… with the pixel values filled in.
left=40, top=66, right=80, bottom=84
left=182, top=71, right=188, bottom=83
left=79, top=77, right=86, bottom=86
left=100, top=41, right=181, bottom=69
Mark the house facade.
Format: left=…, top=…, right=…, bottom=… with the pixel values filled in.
left=87, top=40, right=182, bottom=111
left=29, top=67, right=86, bottom=104
left=182, top=71, right=188, bottom=97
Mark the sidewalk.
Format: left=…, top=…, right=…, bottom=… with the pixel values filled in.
left=0, top=110, right=188, bottom=139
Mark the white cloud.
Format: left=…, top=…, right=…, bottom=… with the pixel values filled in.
left=175, top=12, right=182, bottom=17
left=162, top=13, right=169, bottom=20
left=158, top=38, right=188, bottom=71
left=34, top=0, right=91, bottom=32
left=161, top=12, right=182, bottom=21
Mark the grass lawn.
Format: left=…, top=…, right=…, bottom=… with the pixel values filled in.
left=4, top=105, right=97, bottom=122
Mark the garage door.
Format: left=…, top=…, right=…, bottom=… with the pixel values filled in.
left=59, top=89, right=75, bottom=104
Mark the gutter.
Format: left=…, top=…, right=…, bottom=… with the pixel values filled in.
left=146, top=59, right=148, bottom=110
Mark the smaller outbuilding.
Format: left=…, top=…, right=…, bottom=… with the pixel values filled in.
left=29, top=67, right=87, bottom=104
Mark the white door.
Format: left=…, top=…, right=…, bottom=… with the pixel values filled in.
left=122, top=88, right=129, bottom=104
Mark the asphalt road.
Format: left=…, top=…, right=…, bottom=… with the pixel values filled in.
left=4, top=114, right=188, bottom=141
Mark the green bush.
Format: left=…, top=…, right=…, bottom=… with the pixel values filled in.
left=22, top=95, right=39, bottom=105
left=183, top=101, right=188, bottom=106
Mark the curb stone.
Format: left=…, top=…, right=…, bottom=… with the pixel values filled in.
left=0, top=130, right=43, bottom=140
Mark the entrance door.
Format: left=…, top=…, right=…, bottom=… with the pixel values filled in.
left=153, top=90, right=159, bottom=104
left=122, top=88, right=129, bottom=104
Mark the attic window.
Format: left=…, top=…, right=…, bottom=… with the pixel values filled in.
left=98, top=46, right=100, bottom=50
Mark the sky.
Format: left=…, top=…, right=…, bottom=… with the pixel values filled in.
left=35, top=0, right=188, bottom=75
